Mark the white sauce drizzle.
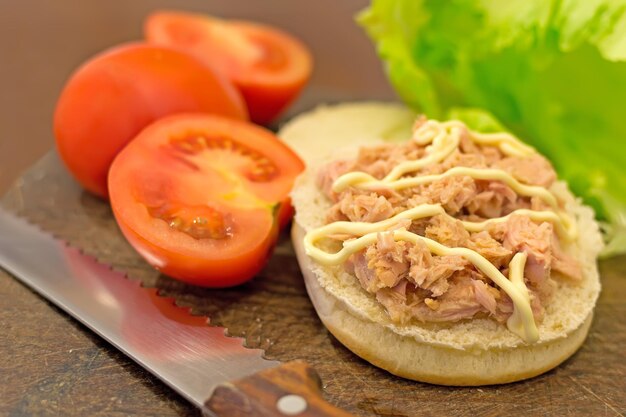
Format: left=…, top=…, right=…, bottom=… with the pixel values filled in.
left=304, top=119, right=575, bottom=343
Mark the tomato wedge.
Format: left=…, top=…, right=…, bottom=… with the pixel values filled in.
left=54, top=43, right=247, bottom=198
left=144, top=11, right=313, bottom=125
left=108, top=114, right=304, bottom=287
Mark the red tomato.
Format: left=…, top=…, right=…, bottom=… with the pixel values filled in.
left=144, top=11, right=313, bottom=125
left=108, top=113, right=304, bottom=287
left=54, top=43, right=247, bottom=198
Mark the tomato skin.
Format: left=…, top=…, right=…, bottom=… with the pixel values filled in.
left=228, top=21, right=312, bottom=125
left=276, top=198, right=296, bottom=229
left=54, top=42, right=248, bottom=198
left=108, top=113, right=303, bottom=287
left=114, top=211, right=277, bottom=287
left=144, top=11, right=313, bottom=125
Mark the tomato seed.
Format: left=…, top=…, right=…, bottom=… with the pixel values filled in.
left=196, top=136, right=208, bottom=147
left=148, top=204, right=232, bottom=240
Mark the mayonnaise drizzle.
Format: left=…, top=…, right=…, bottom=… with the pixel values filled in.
left=420, top=120, right=536, bottom=157
left=381, top=119, right=536, bottom=182
left=304, top=119, right=575, bottom=343
left=305, top=204, right=576, bottom=243
left=333, top=167, right=558, bottom=208
left=305, top=228, right=539, bottom=343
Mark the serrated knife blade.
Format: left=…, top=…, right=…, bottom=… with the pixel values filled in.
left=0, top=207, right=354, bottom=417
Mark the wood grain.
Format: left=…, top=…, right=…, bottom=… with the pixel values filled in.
left=205, top=361, right=355, bottom=416
left=1, top=152, right=625, bottom=417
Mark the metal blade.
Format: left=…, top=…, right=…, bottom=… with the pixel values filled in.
left=0, top=207, right=280, bottom=408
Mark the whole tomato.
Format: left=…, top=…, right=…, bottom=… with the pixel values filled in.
left=54, top=42, right=247, bottom=198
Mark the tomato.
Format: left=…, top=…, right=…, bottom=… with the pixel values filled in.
left=54, top=43, right=247, bottom=198
left=108, top=113, right=304, bottom=287
left=144, top=11, right=313, bottom=125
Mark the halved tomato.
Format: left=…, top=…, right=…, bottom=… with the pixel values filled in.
left=54, top=43, right=247, bottom=198
left=108, top=114, right=304, bottom=287
left=144, top=11, right=313, bottom=125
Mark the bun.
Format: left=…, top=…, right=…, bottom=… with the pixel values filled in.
left=283, top=102, right=602, bottom=385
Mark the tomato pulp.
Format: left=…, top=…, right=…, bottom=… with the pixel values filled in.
left=144, top=11, right=313, bottom=125
left=108, top=114, right=304, bottom=287
left=54, top=43, right=247, bottom=198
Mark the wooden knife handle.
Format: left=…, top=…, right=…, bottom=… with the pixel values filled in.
left=203, top=360, right=355, bottom=417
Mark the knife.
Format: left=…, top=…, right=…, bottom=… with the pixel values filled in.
left=0, top=207, right=355, bottom=417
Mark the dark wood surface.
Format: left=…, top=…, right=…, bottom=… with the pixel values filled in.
left=1, top=153, right=625, bottom=417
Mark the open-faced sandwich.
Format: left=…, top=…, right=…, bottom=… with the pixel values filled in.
left=282, top=102, right=603, bottom=385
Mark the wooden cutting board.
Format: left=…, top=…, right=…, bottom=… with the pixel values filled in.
left=1, top=152, right=625, bottom=417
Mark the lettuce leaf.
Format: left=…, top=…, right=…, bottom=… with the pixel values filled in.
left=359, top=0, right=626, bottom=257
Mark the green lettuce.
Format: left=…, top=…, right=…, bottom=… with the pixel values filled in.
left=359, top=0, right=626, bottom=257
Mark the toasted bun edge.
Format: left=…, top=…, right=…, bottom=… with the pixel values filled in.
left=292, top=224, right=593, bottom=385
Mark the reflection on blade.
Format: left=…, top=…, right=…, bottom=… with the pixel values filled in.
left=0, top=207, right=279, bottom=408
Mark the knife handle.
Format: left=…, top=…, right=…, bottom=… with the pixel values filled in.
left=203, top=360, right=355, bottom=417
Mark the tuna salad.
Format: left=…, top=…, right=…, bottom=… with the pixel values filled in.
left=315, top=117, right=581, bottom=327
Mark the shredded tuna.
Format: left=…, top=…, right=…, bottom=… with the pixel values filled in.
left=407, top=217, right=431, bottom=236
left=316, top=117, right=579, bottom=327
left=551, top=234, right=583, bottom=280
left=325, top=204, right=349, bottom=223
left=494, top=155, right=556, bottom=187
left=375, top=281, right=410, bottom=322
left=459, top=135, right=503, bottom=165
left=352, top=252, right=378, bottom=292
left=339, top=192, right=394, bottom=222
left=425, top=215, right=470, bottom=248
left=406, top=240, right=467, bottom=297
left=494, top=293, right=514, bottom=323
left=352, top=141, right=426, bottom=179
left=467, top=181, right=518, bottom=218
left=528, top=288, right=545, bottom=322
left=421, top=176, right=477, bottom=214
left=471, top=279, right=498, bottom=315
left=405, top=239, right=432, bottom=287
left=502, top=215, right=553, bottom=286
left=468, top=231, right=513, bottom=269
left=317, top=159, right=351, bottom=199
left=364, top=233, right=410, bottom=288
left=424, top=256, right=467, bottom=297
left=409, top=273, right=485, bottom=322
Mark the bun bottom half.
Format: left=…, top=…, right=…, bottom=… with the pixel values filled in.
left=284, top=102, right=602, bottom=386
left=293, top=224, right=593, bottom=386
